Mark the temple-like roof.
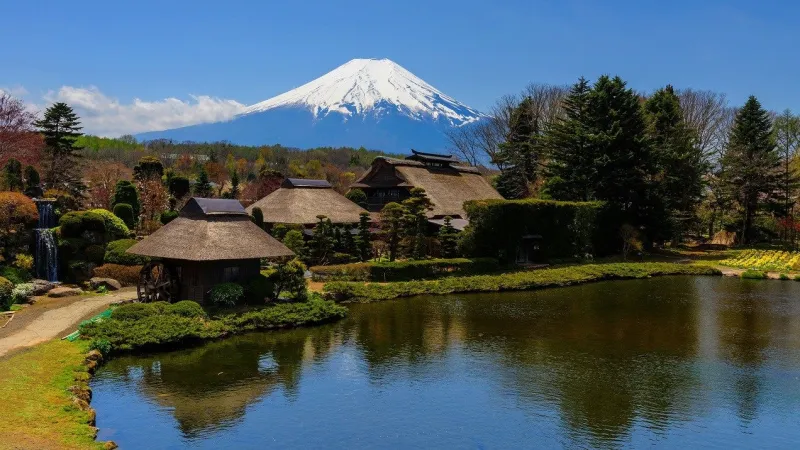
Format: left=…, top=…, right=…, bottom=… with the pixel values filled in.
left=282, top=178, right=332, bottom=189
left=406, top=149, right=461, bottom=164
left=127, top=198, right=294, bottom=261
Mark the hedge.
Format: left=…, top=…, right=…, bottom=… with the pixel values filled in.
left=460, top=199, right=620, bottom=263
left=58, top=211, right=106, bottom=238
left=309, top=258, right=501, bottom=282
left=323, top=262, right=722, bottom=303
left=80, top=295, right=347, bottom=354
left=93, top=264, right=142, bottom=286
left=104, top=239, right=149, bottom=266
left=88, top=208, right=130, bottom=239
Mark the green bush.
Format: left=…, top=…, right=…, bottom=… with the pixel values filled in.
left=169, top=300, right=206, bottom=318
left=310, top=258, right=501, bottom=282
left=111, top=301, right=170, bottom=321
left=210, top=283, right=244, bottom=306
left=323, top=262, right=722, bottom=303
left=780, top=273, right=790, bottom=280
left=80, top=294, right=347, bottom=354
left=59, top=211, right=106, bottom=238
left=160, top=210, right=178, bottom=225
left=11, top=283, right=34, bottom=304
left=0, top=266, right=32, bottom=285
left=104, top=239, right=149, bottom=266
left=113, top=203, right=136, bottom=229
left=85, top=245, right=105, bottom=265
left=88, top=339, right=112, bottom=357
left=0, top=276, right=13, bottom=311
left=245, top=274, right=276, bottom=303
left=460, top=199, right=617, bottom=263
left=272, top=259, right=307, bottom=300
left=741, top=269, right=768, bottom=280
left=89, top=208, right=130, bottom=239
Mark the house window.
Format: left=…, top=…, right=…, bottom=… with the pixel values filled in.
left=223, top=266, right=240, bottom=282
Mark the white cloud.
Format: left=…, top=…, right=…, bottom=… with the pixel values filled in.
left=0, top=85, right=29, bottom=97
left=42, top=86, right=246, bottom=137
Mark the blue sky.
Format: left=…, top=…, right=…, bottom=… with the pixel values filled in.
left=2, top=0, right=797, bottom=136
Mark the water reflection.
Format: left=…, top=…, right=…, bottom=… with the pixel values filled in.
left=93, top=277, right=800, bottom=448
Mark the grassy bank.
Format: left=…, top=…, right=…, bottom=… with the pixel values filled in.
left=323, top=262, right=722, bottom=302
left=0, top=341, right=104, bottom=450
left=80, top=295, right=348, bottom=355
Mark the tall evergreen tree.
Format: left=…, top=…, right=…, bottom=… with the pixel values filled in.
left=23, top=165, right=42, bottom=198
left=229, top=170, right=240, bottom=199
left=720, top=96, right=781, bottom=244
left=380, top=202, right=405, bottom=261
left=772, top=109, right=800, bottom=220
left=402, top=188, right=434, bottom=259
left=309, top=215, right=334, bottom=265
left=3, top=158, right=23, bottom=191
left=194, top=167, right=213, bottom=197
left=544, top=77, right=593, bottom=200
left=355, top=212, right=372, bottom=262
left=495, top=97, right=538, bottom=199
left=438, top=216, right=459, bottom=258
left=34, top=102, right=84, bottom=194
left=111, top=180, right=140, bottom=222
left=643, top=85, right=706, bottom=241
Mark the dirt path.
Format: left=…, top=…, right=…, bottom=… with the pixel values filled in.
left=0, top=288, right=136, bottom=358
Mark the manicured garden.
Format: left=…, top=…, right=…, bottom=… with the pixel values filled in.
left=719, top=249, right=800, bottom=273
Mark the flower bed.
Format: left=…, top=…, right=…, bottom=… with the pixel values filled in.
left=720, top=250, right=800, bottom=272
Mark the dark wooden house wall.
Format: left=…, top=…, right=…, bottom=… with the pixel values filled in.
left=169, top=258, right=261, bottom=303
left=361, top=163, right=410, bottom=211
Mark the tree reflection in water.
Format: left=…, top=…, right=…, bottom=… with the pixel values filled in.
left=94, top=276, right=800, bottom=447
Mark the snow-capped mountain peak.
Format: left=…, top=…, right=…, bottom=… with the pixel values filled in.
left=243, top=58, right=483, bottom=125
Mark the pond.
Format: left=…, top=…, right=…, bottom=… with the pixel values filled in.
left=92, top=277, right=800, bottom=449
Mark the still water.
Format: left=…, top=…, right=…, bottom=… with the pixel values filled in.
left=92, top=277, right=800, bottom=449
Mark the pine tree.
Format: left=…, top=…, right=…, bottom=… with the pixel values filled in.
left=401, top=188, right=433, bottom=259
left=34, top=102, right=85, bottom=194
left=772, top=110, right=800, bottom=221
left=720, top=96, right=781, bottom=244
left=544, top=77, right=593, bottom=200
left=229, top=170, right=240, bottom=199
left=643, top=85, right=706, bottom=241
left=438, top=216, right=459, bottom=258
left=3, top=158, right=23, bottom=191
left=282, top=230, right=306, bottom=258
left=309, top=215, right=334, bottom=265
left=251, top=207, right=264, bottom=229
left=355, top=212, right=372, bottom=261
left=23, top=165, right=42, bottom=198
left=194, top=167, right=213, bottom=197
left=133, top=156, right=164, bottom=181
left=495, top=97, right=538, bottom=199
left=380, top=202, right=405, bottom=261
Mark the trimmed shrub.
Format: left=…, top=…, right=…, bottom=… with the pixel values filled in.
left=169, top=300, right=206, bottom=318
left=93, top=264, right=142, bottom=286
left=741, top=269, right=768, bottom=280
left=80, top=294, right=347, bottom=354
left=345, top=189, right=368, bottom=208
left=85, top=245, right=105, bottom=265
left=13, top=254, right=34, bottom=271
left=113, top=203, right=135, bottom=229
left=0, top=277, right=13, bottom=311
left=210, top=282, right=244, bottom=306
left=245, top=274, right=276, bottom=303
left=112, top=180, right=140, bottom=220
left=89, top=208, right=130, bottom=239
left=0, top=266, right=32, bottom=285
left=59, top=211, right=106, bottom=238
left=159, top=210, right=178, bottom=225
left=323, top=263, right=722, bottom=303
left=251, top=207, right=264, bottom=229
left=0, top=192, right=39, bottom=261
left=310, top=258, right=501, bottom=282
left=88, top=339, right=112, bottom=357
left=272, top=259, right=307, bottom=300
left=460, top=199, right=616, bottom=263
left=104, top=239, right=149, bottom=266
left=112, top=301, right=170, bottom=321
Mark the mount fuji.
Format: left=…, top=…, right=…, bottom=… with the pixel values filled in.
left=135, top=58, right=485, bottom=153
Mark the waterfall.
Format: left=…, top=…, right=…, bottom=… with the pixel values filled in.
left=34, top=200, right=58, bottom=281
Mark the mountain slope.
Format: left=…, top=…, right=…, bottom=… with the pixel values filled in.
left=136, top=58, right=484, bottom=153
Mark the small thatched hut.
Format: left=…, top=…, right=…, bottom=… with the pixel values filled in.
left=126, top=198, right=293, bottom=302
left=351, top=150, right=503, bottom=229
left=245, top=178, right=367, bottom=227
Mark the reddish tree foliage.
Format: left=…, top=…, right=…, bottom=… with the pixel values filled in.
left=204, top=161, right=228, bottom=195
left=0, top=92, right=44, bottom=167
left=85, top=162, right=132, bottom=209
left=241, top=169, right=283, bottom=206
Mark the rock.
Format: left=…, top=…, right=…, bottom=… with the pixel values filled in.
left=48, top=286, right=83, bottom=298
left=31, top=279, right=56, bottom=296
left=68, top=385, right=92, bottom=403
left=86, top=407, right=96, bottom=426
left=103, top=441, right=119, bottom=450
left=85, top=349, right=104, bottom=362
left=89, top=277, right=121, bottom=291
left=85, top=360, right=98, bottom=374
left=72, top=397, right=91, bottom=411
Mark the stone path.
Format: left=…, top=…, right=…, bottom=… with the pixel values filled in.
left=0, top=287, right=136, bottom=358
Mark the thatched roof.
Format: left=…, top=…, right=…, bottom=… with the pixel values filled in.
left=127, top=198, right=294, bottom=261
left=245, top=179, right=367, bottom=225
left=353, top=157, right=502, bottom=218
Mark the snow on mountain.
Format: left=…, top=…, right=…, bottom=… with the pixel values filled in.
left=243, top=58, right=483, bottom=125
left=136, top=58, right=485, bottom=153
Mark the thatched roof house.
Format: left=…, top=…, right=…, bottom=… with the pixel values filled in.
left=352, top=150, right=502, bottom=227
left=127, top=198, right=293, bottom=302
left=245, top=178, right=367, bottom=226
